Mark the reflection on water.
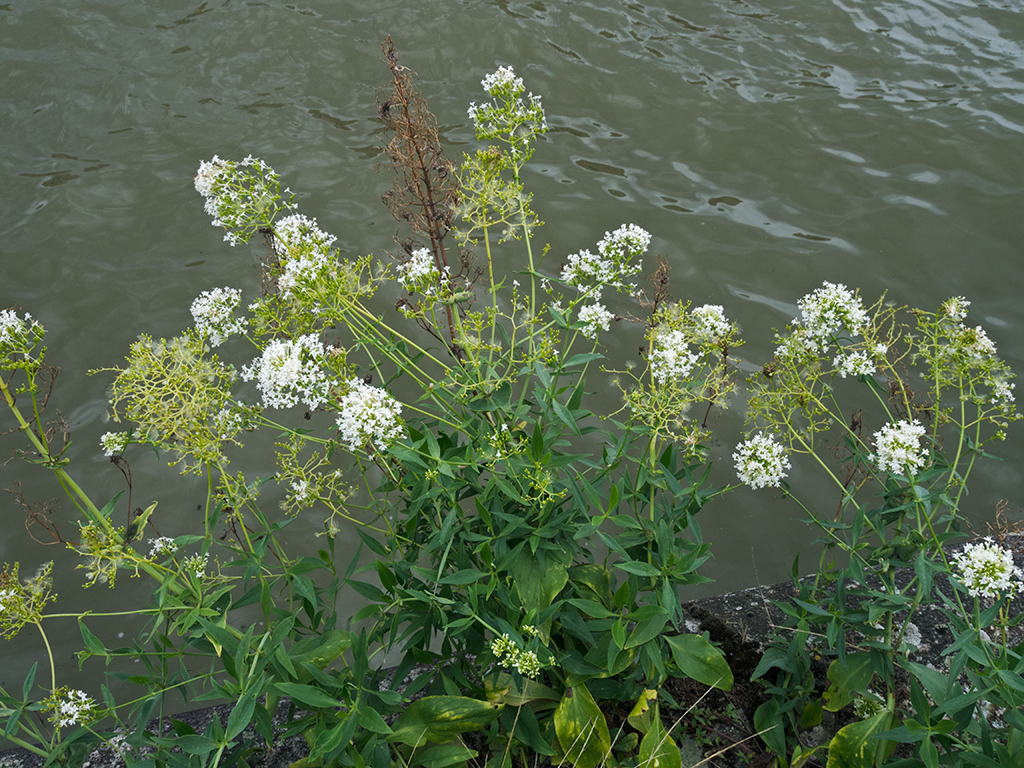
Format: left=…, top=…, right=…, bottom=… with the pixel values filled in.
left=2, top=0, right=1024, bottom=695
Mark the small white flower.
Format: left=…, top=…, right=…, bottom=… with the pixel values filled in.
left=397, top=248, right=440, bottom=294
left=100, top=432, right=129, bottom=458
left=872, top=419, right=928, bottom=476
left=733, top=433, right=791, bottom=490
left=578, top=303, right=614, bottom=340
left=513, top=649, right=541, bottom=677
left=194, top=155, right=228, bottom=198
left=274, top=213, right=337, bottom=254
left=50, top=689, right=98, bottom=729
left=0, top=310, right=44, bottom=352
left=241, top=335, right=330, bottom=410
left=182, top=554, right=207, bottom=579
left=690, top=304, right=731, bottom=343
left=960, top=325, right=997, bottom=360
left=953, top=539, right=1023, bottom=599
left=561, top=249, right=611, bottom=298
left=774, top=328, right=818, bottom=361
left=941, top=296, right=971, bottom=322
left=991, top=380, right=1015, bottom=409
left=148, top=537, right=178, bottom=557
left=0, top=588, right=17, bottom=614
left=191, top=287, right=246, bottom=347
left=335, top=379, right=405, bottom=451
left=795, top=281, right=869, bottom=347
left=561, top=224, right=649, bottom=298
left=649, top=330, right=698, bottom=384
left=481, top=66, right=524, bottom=96
left=833, top=350, right=875, bottom=378
left=853, top=695, right=885, bottom=720
left=290, top=479, right=314, bottom=506
left=597, top=223, right=651, bottom=260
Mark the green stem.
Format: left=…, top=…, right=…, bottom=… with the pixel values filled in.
left=35, top=621, right=56, bottom=692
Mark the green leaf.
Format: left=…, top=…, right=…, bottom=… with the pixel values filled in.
left=562, top=352, right=604, bottom=368
left=225, top=688, right=257, bottom=740
left=624, top=613, right=669, bottom=649
left=665, top=633, right=734, bottom=690
left=78, top=619, right=105, bottom=656
left=290, top=630, right=354, bottom=681
left=21, top=662, right=37, bottom=701
left=513, top=555, right=568, bottom=616
left=615, top=560, right=661, bottom=578
left=387, top=696, right=502, bottom=748
left=175, top=734, right=218, bottom=758
left=438, top=569, right=487, bottom=585
left=552, top=400, right=581, bottom=436
left=639, top=708, right=682, bottom=768
left=414, top=744, right=478, bottom=768
left=357, top=705, right=393, bottom=734
left=626, top=689, right=659, bottom=735
left=825, top=710, right=893, bottom=768
left=272, top=682, right=344, bottom=710
left=823, top=652, right=875, bottom=712
left=553, top=684, right=611, bottom=768
left=487, top=673, right=560, bottom=708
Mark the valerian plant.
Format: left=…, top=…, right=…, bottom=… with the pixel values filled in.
left=742, top=284, right=1024, bottom=767
left=0, top=36, right=1020, bottom=768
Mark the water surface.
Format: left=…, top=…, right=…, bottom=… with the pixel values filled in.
left=2, top=0, right=1023, bottom=696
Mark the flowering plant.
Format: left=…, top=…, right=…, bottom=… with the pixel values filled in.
left=0, top=36, right=1020, bottom=768
left=743, top=280, right=1023, bottom=766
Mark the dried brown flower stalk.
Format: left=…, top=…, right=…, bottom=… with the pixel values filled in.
left=377, top=36, right=472, bottom=360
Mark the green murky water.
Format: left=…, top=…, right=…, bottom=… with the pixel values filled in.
left=3, top=0, right=1024, bottom=696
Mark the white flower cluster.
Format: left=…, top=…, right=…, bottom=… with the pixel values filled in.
left=148, top=537, right=178, bottom=557
left=274, top=213, right=337, bottom=254
left=733, top=433, right=791, bottom=490
left=193, top=155, right=228, bottom=198
left=335, top=379, right=405, bottom=452
left=490, top=634, right=542, bottom=677
left=959, top=325, right=997, bottom=361
left=561, top=224, right=650, bottom=299
left=194, top=155, right=286, bottom=246
left=953, top=539, right=1023, bottom=599
left=577, top=303, right=614, bottom=341
left=481, top=66, right=524, bottom=96
left=397, top=248, right=441, bottom=294
left=182, top=554, right=206, bottom=579
left=852, top=695, right=885, bottom=720
left=274, top=214, right=337, bottom=297
left=941, top=296, right=971, bottom=322
left=0, top=587, right=17, bottom=614
left=649, top=330, right=699, bottom=384
left=290, top=479, right=314, bottom=507
left=191, top=287, right=247, bottom=347
left=560, top=250, right=616, bottom=298
left=871, top=419, right=927, bottom=476
left=795, top=281, right=869, bottom=348
left=597, top=223, right=651, bottom=261
left=690, top=304, right=731, bottom=344
left=467, top=66, right=546, bottom=141
left=50, top=689, right=98, bottom=729
left=833, top=350, right=875, bottom=379
left=99, top=432, right=129, bottom=458
left=0, top=310, right=44, bottom=354
left=242, top=335, right=330, bottom=410
left=774, top=328, right=817, bottom=362
left=991, top=380, right=1015, bottom=410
